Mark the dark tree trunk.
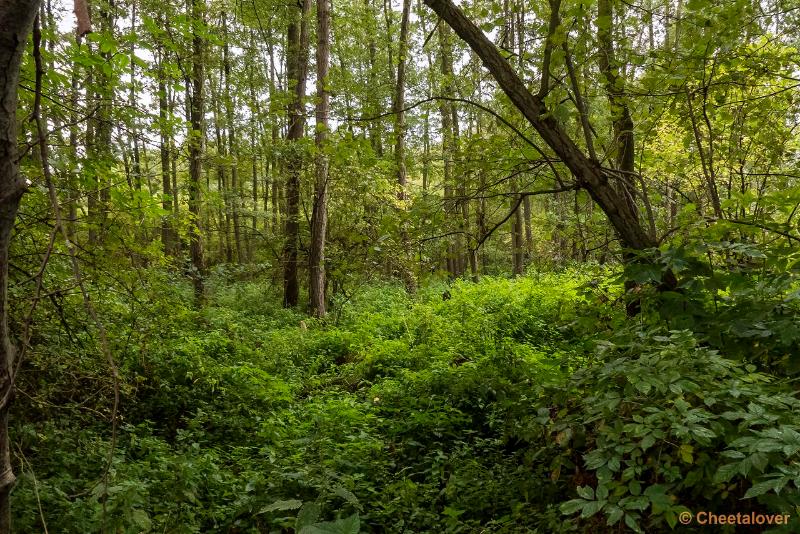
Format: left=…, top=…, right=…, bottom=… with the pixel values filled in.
left=283, top=0, right=310, bottom=307
left=188, top=0, right=206, bottom=300
left=0, top=2, right=41, bottom=530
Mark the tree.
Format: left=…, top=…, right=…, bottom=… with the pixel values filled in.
left=283, top=0, right=311, bottom=308
left=0, top=2, right=42, bottom=529
left=222, top=11, right=243, bottom=263
left=423, top=0, right=656, bottom=254
left=188, top=0, right=206, bottom=299
left=309, top=0, right=331, bottom=317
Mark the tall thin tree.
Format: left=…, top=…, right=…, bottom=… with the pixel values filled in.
left=309, top=0, right=331, bottom=316
left=0, top=2, right=42, bottom=529
left=187, top=0, right=206, bottom=299
left=283, top=0, right=311, bottom=307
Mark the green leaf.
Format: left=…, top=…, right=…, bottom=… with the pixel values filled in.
left=581, top=499, right=607, bottom=518
left=131, top=509, right=152, bottom=532
left=296, top=503, right=322, bottom=529
left=713, top=463, right=740, bottom=483
left=577, top=485, right=595, bottom=500
left=260, top=499, right=303, bottom=513
left=299, top=513, right=361, bottom=534
left=560, top=499, right=587, bottom=515
left=679, top=444, right=694, bottom=464
left=606, top=505, right=624, bottom=525
left=625, top=513, right=643, bottom=533
left=743, top=478, right=782, bottom=499
left=333, top=486, right=361, bottom=509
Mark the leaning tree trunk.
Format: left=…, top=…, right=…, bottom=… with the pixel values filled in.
left=0, top=2, right=41, bottom=530
left=422, top=0, right=655, bottom=252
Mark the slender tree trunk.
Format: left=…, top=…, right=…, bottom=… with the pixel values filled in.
left=439, top=22, right=457, bottom=276
left=222, top=12, right=243, bottom=262
left=67, top=46, right=80, bottom=240
left=422, top=110, right=430, bottom=191
left=366, top=0, right=383, bottom=156
left=393, top=0, right=416, bottom=291
left=157, top=44, right=175, bottom=255
left=168, top=77, right=181, bottom=255
left=267, top=38, right=281, bottom=233
left=597, top=0, right=639, bottom=223
left=188, top=0, right=206, bottom=299
left=309, top=0, right=330, bottom=317
left=394, top=0, right=411, bottom=199
left=0, top=2, right=40, bottom=529
left=511, top=182, right=524, bottom=275
left=523, top=195, right=532, bottom=260
left=94, top=1, right=114, bottom=243
left=211, top=81, right=234, bottom=263
left=283, top=0, right=311, bottom=307
left=129, top=3, right=141, bottom=193
left=246, top=35, right=260, bottom=254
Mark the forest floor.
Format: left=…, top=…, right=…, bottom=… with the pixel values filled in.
left=11, top=267, right=800, bottom=533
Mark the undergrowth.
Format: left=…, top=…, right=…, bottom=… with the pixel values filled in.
left=11, top=266, right=800, bottom=533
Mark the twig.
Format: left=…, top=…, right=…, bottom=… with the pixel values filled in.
left=726, top=219, right=800, bottom=243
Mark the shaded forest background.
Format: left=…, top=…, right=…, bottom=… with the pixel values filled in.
left=1, top=0, right=800, bottom=531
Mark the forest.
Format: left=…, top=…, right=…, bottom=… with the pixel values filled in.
left=1, top=0, right=800, bottom=531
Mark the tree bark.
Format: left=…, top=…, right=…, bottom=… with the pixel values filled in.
left=0, top=2, right=40, bottom=529
left=92, top=0, right=114, bottom=244
left=597, top=0, right=639, bottom=223
left=188, top=0, right=206, bottom=299
left=222, top=12, right=243, bottom=262
left=438, top=22, right=458, bottom=277
left=211, top=77, right=233, bottom=263
left=283, top=0, right=310, bottom=307
left=157, top=41, right=176, bottom=256
left=309, top=0, right=330, bottom=317
left=393, top=0, right=416, bottom=291
left=394, top=0, right=411, bottom=199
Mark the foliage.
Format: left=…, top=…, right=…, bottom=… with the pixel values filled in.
left=11, top=267, right=800, bottom=532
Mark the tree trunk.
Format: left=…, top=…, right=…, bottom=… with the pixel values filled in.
left=211, top=80, right=233, bottom=263
left=93, top=1, right=114, bottom=244
left=0, top=2, right=40, bottom=529
left=422, top=0, right=655, bottom=252
left=597, top=0, right=640, bottom=225
left=283, top=0, right=310, bottom=307
left=394, top=0, right=411, bottom=199
left=222, top=12, right=243, bottom=262
left=188, top=0, right=206, bottom=300
left=157, top=42, right=175, bottom=256
left=393, top=0, right=416, bottom=291
left=438, top=22, right=458, bottom=277
left=309, top=0, right=330, bottom=317
left=511, top=184, right=524, bottom=276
